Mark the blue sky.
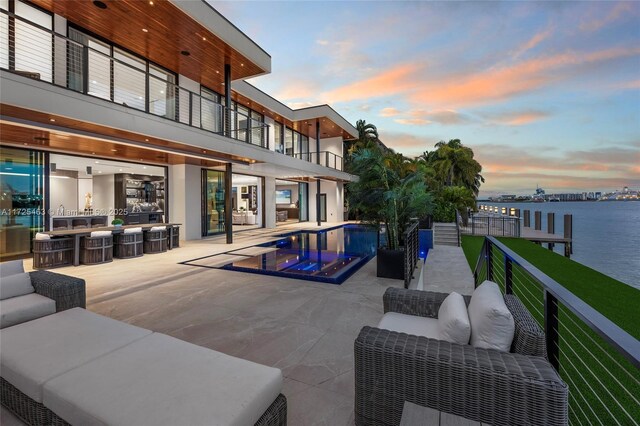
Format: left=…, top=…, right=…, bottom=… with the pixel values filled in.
left=212, top=1, right=640, bottom=197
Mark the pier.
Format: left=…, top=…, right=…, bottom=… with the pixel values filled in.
left=462, top=205, right=573, bottom=257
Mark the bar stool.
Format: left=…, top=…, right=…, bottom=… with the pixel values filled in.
left=52, top=219, right=69, bottom=230
left=144, top=226, right=167, bottom=254
left=114, top=227, right=144, bottom=259
left=32, top=233, right=74, bottom=269
left=72, top=219, right=89, bottom=229
left=80, top=231, right=113, bottom=265
left=91, top=217, right=107, bottom=228
left=167, top=226, right=180, bottom=249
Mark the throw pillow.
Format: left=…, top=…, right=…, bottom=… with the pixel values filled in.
left=0, top=272, right=34, bottom=300
left=437, top=292, right=471, bottom=345
left=468, top=280, right=515, bottom=352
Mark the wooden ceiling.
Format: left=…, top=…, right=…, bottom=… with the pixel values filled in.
left=29, top=0, right=265, bottom=89
left=0, top=104, right=256, bottom=166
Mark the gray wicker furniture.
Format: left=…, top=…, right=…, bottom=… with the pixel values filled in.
left=29, top=270, right=86, bottom=311
left=114, top=232, right=143, bottom=258
left=355, top=287, right=568, bottom=426
left=143, top=229, right=167, bottom=253
left=80, top=234, right=113, bottom=265
left=32, top=237, right=74, bottom=269
left=1, top=308, right=286, bottom=426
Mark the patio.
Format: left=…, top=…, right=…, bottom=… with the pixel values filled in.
left=2, top=222, right=487, bottom=425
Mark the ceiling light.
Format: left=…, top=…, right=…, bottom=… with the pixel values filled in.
left=49, top=118, right=55, bottom=122
left=216, top=70, right=219, bottom=74
left=202, top=37, right=206, bottom=41
left=145, top=138, right=149, bottom=142
left=143, top=166, right=147, bottom=169
left=111, top=149, right=118, bottom=152
left=119, top=168, right=123, bottom=172
left=23, top=143, right=28, bottom=146
left=142, top=28, right=148, bottom=33
left=240, top=63, right=244, bottom=67
left=95, top=161, right=100, bottom=164
left=93, top=1, right=107, bottom=9
left=149, top=0, right=153, bottom=4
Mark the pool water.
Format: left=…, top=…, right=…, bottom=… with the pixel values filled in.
left=223, top=225, right=378, bottom=284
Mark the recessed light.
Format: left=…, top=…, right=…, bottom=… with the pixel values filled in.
left=95, top=161, right=100, bottom=164
left=240, top=63, right=244, bottom=67
left=49, top=118, right=55, bottom=122
left=111, top=149, right=118, bottom=152
left=23, top=142, right=28, bottom=146
left=92, top=152, right=95, bottom=154
left=98, top=170, right=102, bottom=173
left=93, top=0, right=107, bottom=9
left=216, top=70, right=219, bottom=74
left=202, top=37, right=206, bottom=41
left=181, top=50, right=190, bottom=56
left=145, top=138, right=149, bottom=142
left=202, top=150, right=206, bottom=153
left=119, top=168, right=123, bottom=172
left=148, top=0, right=153, bottom=4
left=143, top=166, right=147, bottom=169
left=142, top=28, right=148, bottom=33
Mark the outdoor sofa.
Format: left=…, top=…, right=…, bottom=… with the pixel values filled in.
left=1, top=307, right=287, bottom=426
left=355, top=286, right=568, bottom=426
left=0, top=259, right=86, bottom=329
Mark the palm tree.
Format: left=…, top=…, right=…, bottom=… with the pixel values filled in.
left=431, top=139, right=484, bottom=195
left=356, top=119, right=379, bottom=143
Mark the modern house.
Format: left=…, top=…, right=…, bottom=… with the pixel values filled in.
left=0, top=0, right=358, bottom=260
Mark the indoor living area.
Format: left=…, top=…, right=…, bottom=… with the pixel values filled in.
left=275, top=179, right=309, bottom=226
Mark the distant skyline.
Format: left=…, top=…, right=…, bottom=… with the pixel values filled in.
left=212, top=1, right=640, bottom=197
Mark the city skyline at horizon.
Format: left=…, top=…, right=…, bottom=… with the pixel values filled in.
left=212, top=1, right=640, bottom=197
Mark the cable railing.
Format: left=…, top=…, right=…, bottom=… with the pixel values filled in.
left=0, top=9, right=269, bottom=149
left=460, top=212, right=521, bottom=237
left=294, top=151, right=343, bottom=171
left=403, top=220, right=419, bottom=289
left=473, top=236, right=640, bottom=425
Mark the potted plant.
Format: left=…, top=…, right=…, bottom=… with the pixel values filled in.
left=348, top=148, right=433, bottom=279
left=111, top=218, right=124, bottom=228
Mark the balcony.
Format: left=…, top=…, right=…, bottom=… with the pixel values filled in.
left=294, top=151, right=344, bottom=171
left=0, top=10, right=269, bottom=148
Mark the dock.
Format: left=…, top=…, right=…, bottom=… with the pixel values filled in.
left=461, top=206, right=573, bottom=257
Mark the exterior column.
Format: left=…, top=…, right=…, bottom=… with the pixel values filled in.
left=264, top=177, right=276, bottom=228
left=225, top=163, right=233, bottom=243
left=316, top=120, right=321, bottom=226
left=224, top=64, right=231, bottom=137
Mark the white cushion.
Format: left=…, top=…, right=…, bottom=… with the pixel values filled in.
left=0, top=308, right=151, bottom=402
left=468, top=280, right=515, bottom=352
left=123, top=227, right=142, bottom=234
left=43, top=333, right=283, bottom=426
left=0, top=293, right=55, bottom=329
left=35, top=233, right=51, bottom=240
left=90, top=230, right=112, bottom=237
left=0, top=260, right=24, bottom=277
left=149, top=226, right=166, bottom=232
left=437, top=292, right=471, bottom=345
left=0, top=272, right=34, bottom=300
left=378, top=312, right=439, bottom=339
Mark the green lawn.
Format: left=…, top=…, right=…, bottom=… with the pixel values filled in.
left=460, top=235, right=640, bottom=424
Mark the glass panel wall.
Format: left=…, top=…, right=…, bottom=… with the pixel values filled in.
left=0, top=0, right=10, bottom=69
left=284, top=128, right=293, bottom=156
left=274, top=122, right=283, bottom=154
left=0, top=147, right=46, bottom=260
left=201, top=87, right=222, bottom=132
left=251, top=110, right=263, bottom=147
left=113, top=48, right=145, bottom=110
left=298, top=182, right=308, bottom=222
left=14, top=0, right=52, bottom=82
left=236, top=104, right=249, bottom=142
left=203, top=169, right=226, bottom=236
left=149, top=64, right=176, bottom=119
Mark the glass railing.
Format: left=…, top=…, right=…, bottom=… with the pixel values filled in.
left=0, top=9, right=269, bottom=149
left=294, top=151, right=344, bottom=171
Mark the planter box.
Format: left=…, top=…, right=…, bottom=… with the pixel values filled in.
left=376, top=248, right=405, bottom=280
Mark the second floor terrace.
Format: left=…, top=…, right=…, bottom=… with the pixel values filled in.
left=0, top=1, right=355, bottom=173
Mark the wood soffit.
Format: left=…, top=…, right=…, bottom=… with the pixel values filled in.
left=29, top=0, right=265, bottom=89
left=0, top=104, right=258, bottom=167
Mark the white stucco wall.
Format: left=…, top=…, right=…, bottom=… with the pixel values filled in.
left=170, top=164, right=201, bottom=240
left=264, top=176, right=276, bottom=228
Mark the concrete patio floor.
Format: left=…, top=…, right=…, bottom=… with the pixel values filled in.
left=5, top=222, right=404, bottom=425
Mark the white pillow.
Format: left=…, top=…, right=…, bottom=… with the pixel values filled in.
left=124, top=227, right=143, bottom=234
left=0, top=260, right=24, bottom=277
left=468, top=280, right=515, bottom=352
left=90, top=231, right=112, bottom=237
left=0, top=272, right=34, bottom=300
left=437, top=292, right=471, bottom=345
left=35, top=233, right=51, bottom=240
left=150, top=226, right=166, bottom=232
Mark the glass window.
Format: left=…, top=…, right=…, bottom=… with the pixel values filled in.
left=149, top=64, right=176, bottom=119
left=274, top=122, right=283, bottom=153
left=201, top=87, right=222, bottom=132
left=14, top=1, right=52, bottom=82
left=236, top=105, right=249, bottom=141
left=203, top=169, right=226, bottom=236
left=300, top=135, right=309, bottom=161
left=0, top=0, right=9, bottom=69
left=250, top=110, right=263, bottom=147
left=284, top=128, right=294, bottom=156
left=113, top=48, right=145, bottom=110
left=0, top=147, right=46, bottom=260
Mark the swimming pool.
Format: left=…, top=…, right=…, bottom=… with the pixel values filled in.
left=223, top=225, right=378, bottom=284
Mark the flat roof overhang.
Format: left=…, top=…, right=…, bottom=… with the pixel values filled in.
left=231, top=81, right=359, bottom=140
left=29, top=0, right=271, bottom=88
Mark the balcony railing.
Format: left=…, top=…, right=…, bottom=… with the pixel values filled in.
left=474, top=236, right=640, bottom=425
left=294, top=151, right=343, bottom=171
left=0, top=9, right=269, bottom=149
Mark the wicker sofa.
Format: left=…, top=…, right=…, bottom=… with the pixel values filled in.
left=354, top=287, right=568, bottom=426
left=1, top=267, right=86, bottom=329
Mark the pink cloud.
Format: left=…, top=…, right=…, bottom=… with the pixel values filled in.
left=394, top=118, right=430, bottom=126
left=379, top=107, right=401, bottom=117
left=580, top=2, right=636, bottom=33
left=486, top=110, right=550, bottom=126
left=513, top=26, right=554, bottom=58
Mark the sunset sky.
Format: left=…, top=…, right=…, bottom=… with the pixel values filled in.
left=213, top=1, right=640, bottom=197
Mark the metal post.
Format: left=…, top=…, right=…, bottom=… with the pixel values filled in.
left=505, top=257, right=512, bottom=294
left=534, top=211, right=542, bottom=231
left=82, top=45, right=89, bottom=94
left=524, top=210, right=530, bottom=227
left=547, top=212, right=555, bottom=251
left=224, top=64, right=231, bottom=138
left=316, top=120, right=321, bottom=226
left=544, top=290, right=560, bottom=370
left=564, top=214, right=573, bottom=257
left=225, top=163, right=233, bottom=244
left=245, top=115, right=251, bottom=144
left=188, top=92, right=193, bottom=126
left=486, top=239, right=493, bottom=281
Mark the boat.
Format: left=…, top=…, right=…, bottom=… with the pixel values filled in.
left=532, top=186, right=546, bottom=202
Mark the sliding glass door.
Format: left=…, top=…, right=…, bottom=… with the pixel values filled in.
left=202, top=169, right=226, bottom=236
left=298, top=182, right=309, bottom=222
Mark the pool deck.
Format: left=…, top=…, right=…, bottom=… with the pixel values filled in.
left=2, top=222, right=477, bottom=425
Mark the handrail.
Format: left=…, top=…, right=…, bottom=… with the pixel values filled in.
left=474, top=236, right=639, bottom=369
left=403, top=220, right=419, bottom=288
left=293, top=151, right=344, bottom=171
left=0, top=9, right=271, bottom=149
